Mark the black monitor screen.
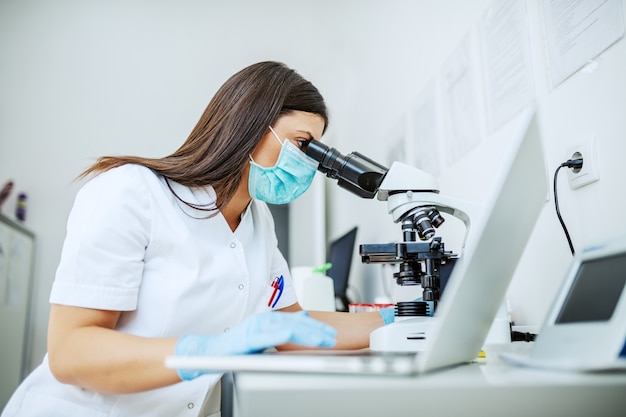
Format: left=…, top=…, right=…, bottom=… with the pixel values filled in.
left=326, top=227, right=358, bottom=310
left=555, top=251, right=626, bottom=324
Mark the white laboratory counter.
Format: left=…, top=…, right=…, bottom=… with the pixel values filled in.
left=228, top=347, right=626, bottom=417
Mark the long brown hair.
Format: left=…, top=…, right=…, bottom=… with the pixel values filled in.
left=80, top=61, right=328, bottom=213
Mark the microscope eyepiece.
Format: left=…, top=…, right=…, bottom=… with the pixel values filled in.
left=303, top=140, right=389, bottom=199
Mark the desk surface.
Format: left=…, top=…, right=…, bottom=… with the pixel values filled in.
left=231, top=348, right=626, bottom=417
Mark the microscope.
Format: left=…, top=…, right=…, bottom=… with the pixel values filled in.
left=304, top=140, right=480, bottom=352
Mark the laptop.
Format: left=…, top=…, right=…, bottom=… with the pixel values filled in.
left=326, top=226, right=358, bottom=312
left=165, top=107, right=547, bottom=376
left=501, top=239, right=626, bottom=371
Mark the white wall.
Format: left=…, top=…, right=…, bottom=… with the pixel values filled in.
left=1, top=0, right=625, bottom=374
left=0, top=0, right=356, bottom=372
left=324, top=0, right=626, bottom=330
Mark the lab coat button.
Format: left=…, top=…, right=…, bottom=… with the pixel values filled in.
left=224, top=327, right=230, bottom=332
left=187, top=402, right=194, bottom=409
left=238, top=283, right=245, bottom=290
left=230, top=242, right=236, bottom=248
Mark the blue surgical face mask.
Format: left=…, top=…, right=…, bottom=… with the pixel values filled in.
left=248, top=126, right=318, bottom=205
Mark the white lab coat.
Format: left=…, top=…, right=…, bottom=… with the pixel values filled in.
left=2, top=164, right=297, bottom=417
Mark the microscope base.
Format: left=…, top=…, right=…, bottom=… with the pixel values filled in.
left=369, top=317, right=436, bottom=352
left=370, top=303, right=512, bottom=352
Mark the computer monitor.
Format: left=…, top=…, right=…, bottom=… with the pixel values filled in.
left=326, top=227, right=358, bottom=312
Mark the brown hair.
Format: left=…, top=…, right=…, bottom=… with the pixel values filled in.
left=80, top=61, right=328, bottom=213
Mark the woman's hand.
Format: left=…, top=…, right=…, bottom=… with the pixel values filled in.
left=173, top=311, right=337, bottom=380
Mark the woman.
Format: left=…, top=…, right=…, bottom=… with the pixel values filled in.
left=2, top=61, right=393, bottom=417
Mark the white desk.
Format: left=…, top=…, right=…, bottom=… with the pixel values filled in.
left=229, top=349, right=626, bottom=417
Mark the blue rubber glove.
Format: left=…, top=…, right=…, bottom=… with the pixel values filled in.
left=379, top=306, right=396, bottom=325
left=174, top=311, right=337, bottom=380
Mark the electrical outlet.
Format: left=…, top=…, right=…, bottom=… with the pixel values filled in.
left=566, top=137, right=600, bottom=189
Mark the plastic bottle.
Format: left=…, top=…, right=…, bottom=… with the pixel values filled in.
left=291, top=263, right=336, bottom=311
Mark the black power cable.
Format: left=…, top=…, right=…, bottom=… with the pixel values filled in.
left=553, top=158, right=583, bottom=256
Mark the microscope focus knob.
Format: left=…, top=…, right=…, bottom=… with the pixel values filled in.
left=421, top=275, right=440, bottom=289
left=422, top=288, right=440, bottom=302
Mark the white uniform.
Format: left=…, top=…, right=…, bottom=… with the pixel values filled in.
left=2, top=164, right=297, bottom=417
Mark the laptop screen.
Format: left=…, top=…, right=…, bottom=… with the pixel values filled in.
left=555, top=251, right=626, bottom=324
left=326, top=227, right=357, bottom=311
